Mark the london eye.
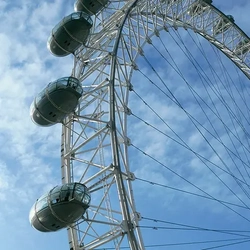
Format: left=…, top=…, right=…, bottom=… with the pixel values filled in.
left=29, top=0, right=250, bottom=249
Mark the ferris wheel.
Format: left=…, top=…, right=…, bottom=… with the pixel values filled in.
left=29, top=0, right=250, bottom=249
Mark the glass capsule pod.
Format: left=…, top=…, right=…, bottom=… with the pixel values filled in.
left=234, top=39, right=250, bottom=56
left=74, top=0, right=109, bottom=15
left=188, top=0, right=212, bottom=16
left=213, top=15, right=234, bottom=35
left=30, top=77, right=83, bottom=126
left=48, top=12, right=93, bottom=57
left=29, top=183, right=91, bottom=232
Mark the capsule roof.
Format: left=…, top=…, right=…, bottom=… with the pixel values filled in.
left=74, top=0, right=109, bottom=15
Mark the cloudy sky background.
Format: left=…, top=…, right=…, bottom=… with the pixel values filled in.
left=1, top=0, right=250, bottom=249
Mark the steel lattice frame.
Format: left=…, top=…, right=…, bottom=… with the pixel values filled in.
left=59, top=0, right=250, bottom=249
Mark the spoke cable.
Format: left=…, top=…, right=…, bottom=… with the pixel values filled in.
left=187, top=30, right=250, bottom=184
left=135, top=177, right=249, bottom=210
left=131, top=143, right=250, bottom=223
left=157, top=30, right=250, bottom=198
left=138, top=38, right=250, bottom=203
left=141, top=216, right=250, bottom=237
left=94, top=238, right=250, bottom=249
left=131, top=88, right=250, bottom=190
left=131, top=109, right=249, bottom=189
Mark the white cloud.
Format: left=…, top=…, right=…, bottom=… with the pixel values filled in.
left=0, top=2, right=73, bottom=248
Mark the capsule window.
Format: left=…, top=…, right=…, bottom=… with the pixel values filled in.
left=50, top=187, right=61, bottom=204
left=48, top=83, right=57, bottom=92
left=60, top=184, right=74, bottom=201
left=82, top=193, right=91, bottom=204
left=71, top=12, right=80, bottom=20
left=74, top=189, right=84, bottom=201
left=72, top=183, right=90, bottom=204
left=36, top=197, right=48, bottom=212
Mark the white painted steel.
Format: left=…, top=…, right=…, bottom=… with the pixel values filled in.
left=60, top=0, right=250, bottom=249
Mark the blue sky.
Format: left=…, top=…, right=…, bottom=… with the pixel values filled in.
left=0, top=0, right=250, bottom=249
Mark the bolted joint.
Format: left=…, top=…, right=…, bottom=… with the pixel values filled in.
left=138, top=46, right=144, bottom=56
left=154, top=29, right=160, bottom=37
left=121, top=220, right=135, bottom=233
left=132, top=212, right=142, bottom=222
left=127, top=172, right=135, bottom=181
left=124, top=106, right=132, bottom=115
left=128, top=82, right=134, bottom=91
left=146, top=36, right=152, bottom=44
left=131, top=61, right=138, bottom=70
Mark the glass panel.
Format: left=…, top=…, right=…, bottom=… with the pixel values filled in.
left=82, top=193, right=91, bottom=205
left=67, top=77, right=83, bottom=94
left=29, top=204, right=36, bottom=222
left=77, top=86, right=83, bottom=94
left=75, top=183, right=85, bottom=192
left=57, top=82, right=66, bottom=90
left=73, top=183, right=91, bottom=204
left=47, top=82, right=57, bottom=92
left=73, top=183, right=83, bottom=201
left=37, top=193, right=47, bottom=201
left=74, top=189, right=84, bottom=201
left=60, top=77, right=68, bottom=86
left=52, top=12, right=92, bottom=35
left=68, top=183, right=75, bottom=189
left=71, top=12, right=80, bottom=20
left=36, top=197, right=48, bottom=212
left=35, top=89, right=46, bottom=103
left=80, top=12, right=93, bottom=25
left=60, top=184, right=73, bottom=201
left=52, top=22, right=61, bottom=34
left=30, top=101, right=35, bottom=115
left=49, top=187, right=61, bottom=204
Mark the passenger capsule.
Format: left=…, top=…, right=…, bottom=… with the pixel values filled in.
left=30, top=77, right=83, bottom=126
left=213, top=15, right=234, bottom=35
left=188, top=0, right=212, bottom=16
left=74, top=0, right=109, bottom=15
left=29, top=183, right=91, bottom=232
left=48, top=12, right=93, bottom=57
left=234, top=39, right=250, bottom=56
